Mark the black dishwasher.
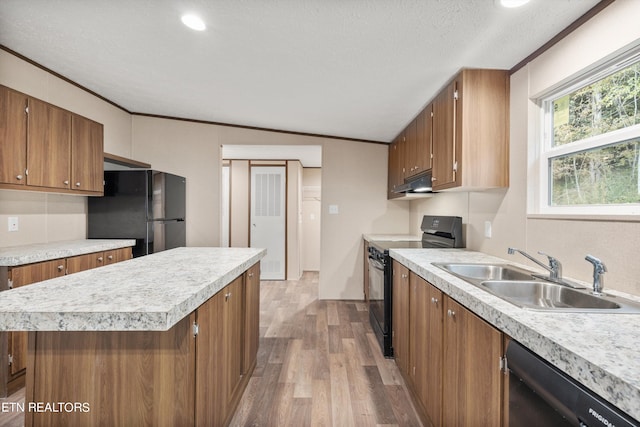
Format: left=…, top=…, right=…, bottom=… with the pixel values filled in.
left=507, top=340, right=639, bottom=427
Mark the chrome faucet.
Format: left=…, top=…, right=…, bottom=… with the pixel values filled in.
left=585, top=255, right=607, bottom=295
left=507, top=248, right=562, bottom=282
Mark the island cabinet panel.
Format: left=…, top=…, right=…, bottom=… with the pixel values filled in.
left=104, top=247, right=133, bottom=265
left=66, top=253, right=101, bottom=273
left=25, top=314, right=196, bottom=427
left=243, top=262, right=260, bottom=374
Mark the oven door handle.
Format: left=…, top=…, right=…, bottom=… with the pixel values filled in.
left=368, top=257, right=385, bottom=271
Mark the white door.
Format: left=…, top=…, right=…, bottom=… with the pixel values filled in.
left=250, top=166, right=286, bottom=280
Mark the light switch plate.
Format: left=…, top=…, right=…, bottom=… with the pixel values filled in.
left=484, top=221, right=492, bottom=238
left=8, top=217, right=19, bottom=232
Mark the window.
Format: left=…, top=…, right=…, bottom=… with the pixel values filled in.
left=537, top=50, right=640, bottom=216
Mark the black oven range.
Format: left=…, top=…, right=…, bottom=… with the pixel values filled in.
left=367, top=215, right=464, bottom=357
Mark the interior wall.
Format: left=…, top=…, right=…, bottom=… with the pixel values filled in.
left=286, top=161, right=303, bottom=280
left=0, top=49, right=133, bottom=248
left=411, top=1, right=640, bottom=296
left=302, top=168, right=321, bottom=271
left=131, top=116, right=220, bottom=248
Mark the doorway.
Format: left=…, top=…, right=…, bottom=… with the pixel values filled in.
left=250, top=166, right=286, bottom=280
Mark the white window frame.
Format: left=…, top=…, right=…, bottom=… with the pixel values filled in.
left=533, top=47, right=640, bottom=217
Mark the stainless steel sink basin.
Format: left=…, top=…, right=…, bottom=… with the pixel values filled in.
left=480, top=280, right=621, bottom=310
left=434, top=263, right=535, bottom=282
left=433, top=262, right=640, bottom=313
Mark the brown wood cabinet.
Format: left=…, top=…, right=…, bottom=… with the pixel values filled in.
left=432, top=69, right=509, bottom=191
left=0, top=86, right=28, bottom=186
left=27, top=97, right=72, bottom=190
left=393, top=264, right=505, bottom=427
left=405, top=107, right=433, bottom=179
left=0, top=246, right=133, bottom=397
left=243, top=262, right=260, bottom=374
left=71, top=114, right=104, bottom=193
left=8, top=260, right=66, bottom=382
left=391, top=260, right=409, bottom=376
left=25, top=263, right=260, bottom=427
left=409, top=272, right=443, bottom=427
left=442, top=297, right=504, bottom=426
left=387, top=133, right=405, bottom=198
left=0, top=84, right=104, bottom=196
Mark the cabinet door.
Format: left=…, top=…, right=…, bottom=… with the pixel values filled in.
left=443, top=297, right=503, bottom=426
left=388, top=134, right=405, bottom=197
left=432, top=82, right=456, bottom=190
left=66, top=252, right=102, bottom=274
left=195, top=276, right=244, bottom=427
left=409, top=273, right=443, bottom=427
left=419, top=104, right=433, bottom=173
left=0, top=86, right=28, bottom=185
left=27, top=98, right=72, bottom=189
left=404, top=117, right=418, bottom=178
left=391, top=261, right=409, bottom=375
left=71, top=115, right=104, bottom=193
left=243, top=263, right=260, bottom=375
left=9, top=260, right=65, bottom=375
left=104, top=247, right=133, bottom=265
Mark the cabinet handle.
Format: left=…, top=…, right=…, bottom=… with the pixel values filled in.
left=97, top=256, right=103, bottom=263
left=16, top=174, right=23, bottom=180
left=431, top=297, right=439, bottom=305
left=75, top=182, right=81, bottom=187
left=107, top=255, right=113, bottom=261
left=431, top=177, right=437, bottom=182
left=248, top=272, right=254, bottom=277
left=57, top=265, right=64, bottom=272
left=447, top=309, right=456, bottom=318
left=63, top=180, right=69, bottom=186
left=225, top=292, right=232, bottom=301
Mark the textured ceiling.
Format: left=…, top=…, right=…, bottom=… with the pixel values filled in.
left=0, top=0, right=602, bottom=142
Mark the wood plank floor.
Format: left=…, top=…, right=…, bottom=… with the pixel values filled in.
left=0, top=271, right=422, bottom=427
left=230, top=271, right=423, bottom=426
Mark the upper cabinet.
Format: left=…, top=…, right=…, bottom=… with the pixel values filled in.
left=432, top=69, right=509, bottom=191
left=388, top=68, right=509, bottom=198
left=0, top=85, right=104, bottom=196
left=0, top=86, right=28, bottom=186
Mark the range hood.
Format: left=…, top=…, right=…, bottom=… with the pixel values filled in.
left=393, top=172, right=434, bottom=194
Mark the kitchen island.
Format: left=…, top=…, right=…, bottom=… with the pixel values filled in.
left=0, top=247, right=265, bottom=427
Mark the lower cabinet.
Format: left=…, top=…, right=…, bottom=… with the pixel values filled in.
left=392, top=261, right=409, bottom=375
left=1, top=246, right=133, bottom=397
left=394, top=267, right=505, bottom=427
left=24, top=262, right=260, bottom=427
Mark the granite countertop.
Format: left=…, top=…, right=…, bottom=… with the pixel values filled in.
left=390, top=248, right=640, bottom=421
left=0, top=247, right=265, bottom=332
left=362, top=234, right=422, bottom=243
left=0, top=239, right=137, bottom=267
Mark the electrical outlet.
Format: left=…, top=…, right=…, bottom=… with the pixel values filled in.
left=329, top=205, right=339, bottom=215
left=8, top=217, right=19, bottom=232
left=484, top=221, right=492, bottom=238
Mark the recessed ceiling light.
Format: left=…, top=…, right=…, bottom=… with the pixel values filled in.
left=500, top=0, right=531, bottom=7
left=181, top=14, right=206, bottom=31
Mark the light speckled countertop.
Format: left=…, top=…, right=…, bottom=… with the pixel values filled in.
left=362, top=234, right=421, bottom=243
left=0, top=247, right=265, bottom=332
left=0, top=239, right=136, bottom=266
left=390, top=248, right=640, bottom=421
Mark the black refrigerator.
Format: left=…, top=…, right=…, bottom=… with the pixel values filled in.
left=88, top=170, right=186, bottom=258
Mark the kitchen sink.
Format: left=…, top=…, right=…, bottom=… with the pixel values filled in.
left=434, top=263, right=534, bottom=282
left=433, top=262, right=640, bottom=313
